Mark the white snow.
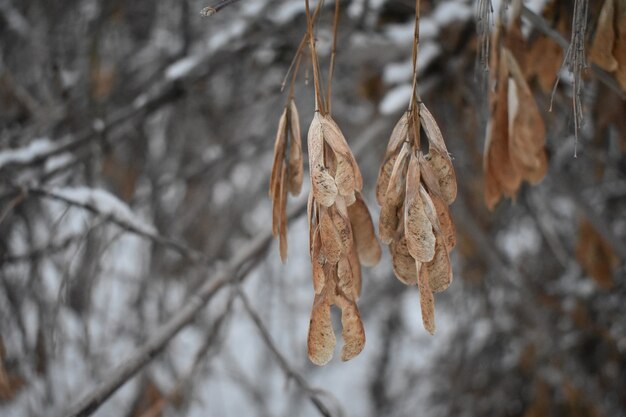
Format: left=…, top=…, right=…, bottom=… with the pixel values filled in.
left=379, top=84, right=413, bottom=115
left=0, top=137, right=54, bottom=169
left=165, top=56, right=200, bottom=80
left=271, top=1, right=306, bottom=24
left=432, top=1, right=473, bottom=26
left=48, top=186, right=156, bottom=235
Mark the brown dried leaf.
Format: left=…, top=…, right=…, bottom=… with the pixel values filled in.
left=575, top=220, right=619, bottom=289
left=347, top=192, right=381, bottom=267
left=417, top=265, right=436, bottom=334
left=590, top=0, right=618, bottom=72
left=483, top=47, right=522, bottom=206
left=404, top=153, right=436, bottom=262
left=526, top=35, right=563, bottom=93
left=308, top=294, right=336, bottom=366
left=287, top=99, right=303, bottom=196
left=390, top=236, right=418, bottom=285
left=612, top=0, right=626, bottom=90
left=507, top=52, right=548, bottom=184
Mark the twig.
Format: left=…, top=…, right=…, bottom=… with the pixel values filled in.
left=200, top=0, right=241, bottom=17
left=61, top=117, right=390, bottom=417
left=326, top=0, right=340, bottom=114
left=62, top=197, right=309, bottom=417
left=236, top=288, right=338, bottom=417
left=22, top=185, right=209, bottom=264
left=305, top=0, right=326, bottom=113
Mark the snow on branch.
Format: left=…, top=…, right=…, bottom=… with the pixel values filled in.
left=0, top=138, right=54, bottom=170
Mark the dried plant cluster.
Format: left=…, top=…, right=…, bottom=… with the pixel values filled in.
left=306, top=113, right=381, bottom=365
left=483, top=17, right=548, bottom=210
left=269, top=99, right=303, bottom=262
left=268, top=0, right=459, bottom=363
left=590, top=0, right=626, bottom=90
left=376, top=105, right=457, bottom=334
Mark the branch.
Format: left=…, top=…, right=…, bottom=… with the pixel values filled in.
left=237, top=288, right=340, bottom=417
left=23, top=185, right=210, bottom=264
left=62, top=197, right=308, bottom=417
left=62, top=116, right=391, bottom=417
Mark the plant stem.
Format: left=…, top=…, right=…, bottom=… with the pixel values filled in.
left=281, top=1, right=324, bottom=93
left=327, top=0, right=340, bottom=114
left=409, top=0, right=421, bottom=149
left=305, top=0, right=325, bottom=113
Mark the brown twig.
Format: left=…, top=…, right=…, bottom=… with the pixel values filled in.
left=305, top=0, right=326, bottom=113
left=236, top=288, right=338, bottom=417
left=61, top=113, right=391, bottom=417
left=200, top=0, right=241, bottom=17
left=326, top=0, right=340, bottom=114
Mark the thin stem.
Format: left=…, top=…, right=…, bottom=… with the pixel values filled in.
left=305, top=0, right=325, bottom=113
left=408, top=0, right=421, bottom=149
left=280, top=1, right=324, bottom=93
left=408, top=0, right=420, bottom=112
left=327, top=0, right=340, bottom=114
left=288, top=53, right=302, bottom=100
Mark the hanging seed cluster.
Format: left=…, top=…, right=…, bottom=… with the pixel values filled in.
left=306, top=112, right=381, bottom=365
left=269, top=99, right=303, bottom=262
left=483, top=20, right=548, bottom=210
left=376, top=104, right=457, bottom=334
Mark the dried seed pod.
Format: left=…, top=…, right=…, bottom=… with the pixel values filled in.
left=506, top=51, right=548, bottom=184
left=311, top=226, right=326, bottom=294
left=426, top=236, right=452, bottom=293
left=376, top=112, right=410, bottom=204
left=308, top=294, right=336, bottom=366
left=330, top=198, right=354, bottom=255
left=321, top=115, right=363, bottom=191
left=319, top=207, right=343, bottom=264
left=337, top=257, right=355, bottom=301
left=279, top=163, right=288, bottom=263
left=348, top=242, right=363, bottom=299
left=335, top=295, right=366, bottom=362
left=431, top=193, right=456, bottom=251
left=347, top=192, right=382, bottom=267
left=308, top=114, right=338, bottom=207
left=390, top=236, right=418, bottom=285
left=420, top=104, right=457, bottom=205
left=335, top=153, right=357, bottom=204
left=379, top=142, right=410, bottom=244
left=270, top=109, right=288, bottom=236
left=417, top=266, right=435, bottom=334
left=287, top=99, right=304, bottom=195
left=590, top=0, right=618, bottom=72
left=404, top=153, right=435, bottom=262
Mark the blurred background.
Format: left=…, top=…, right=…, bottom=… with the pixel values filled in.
left=1, top=0, right=625, bottom=416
